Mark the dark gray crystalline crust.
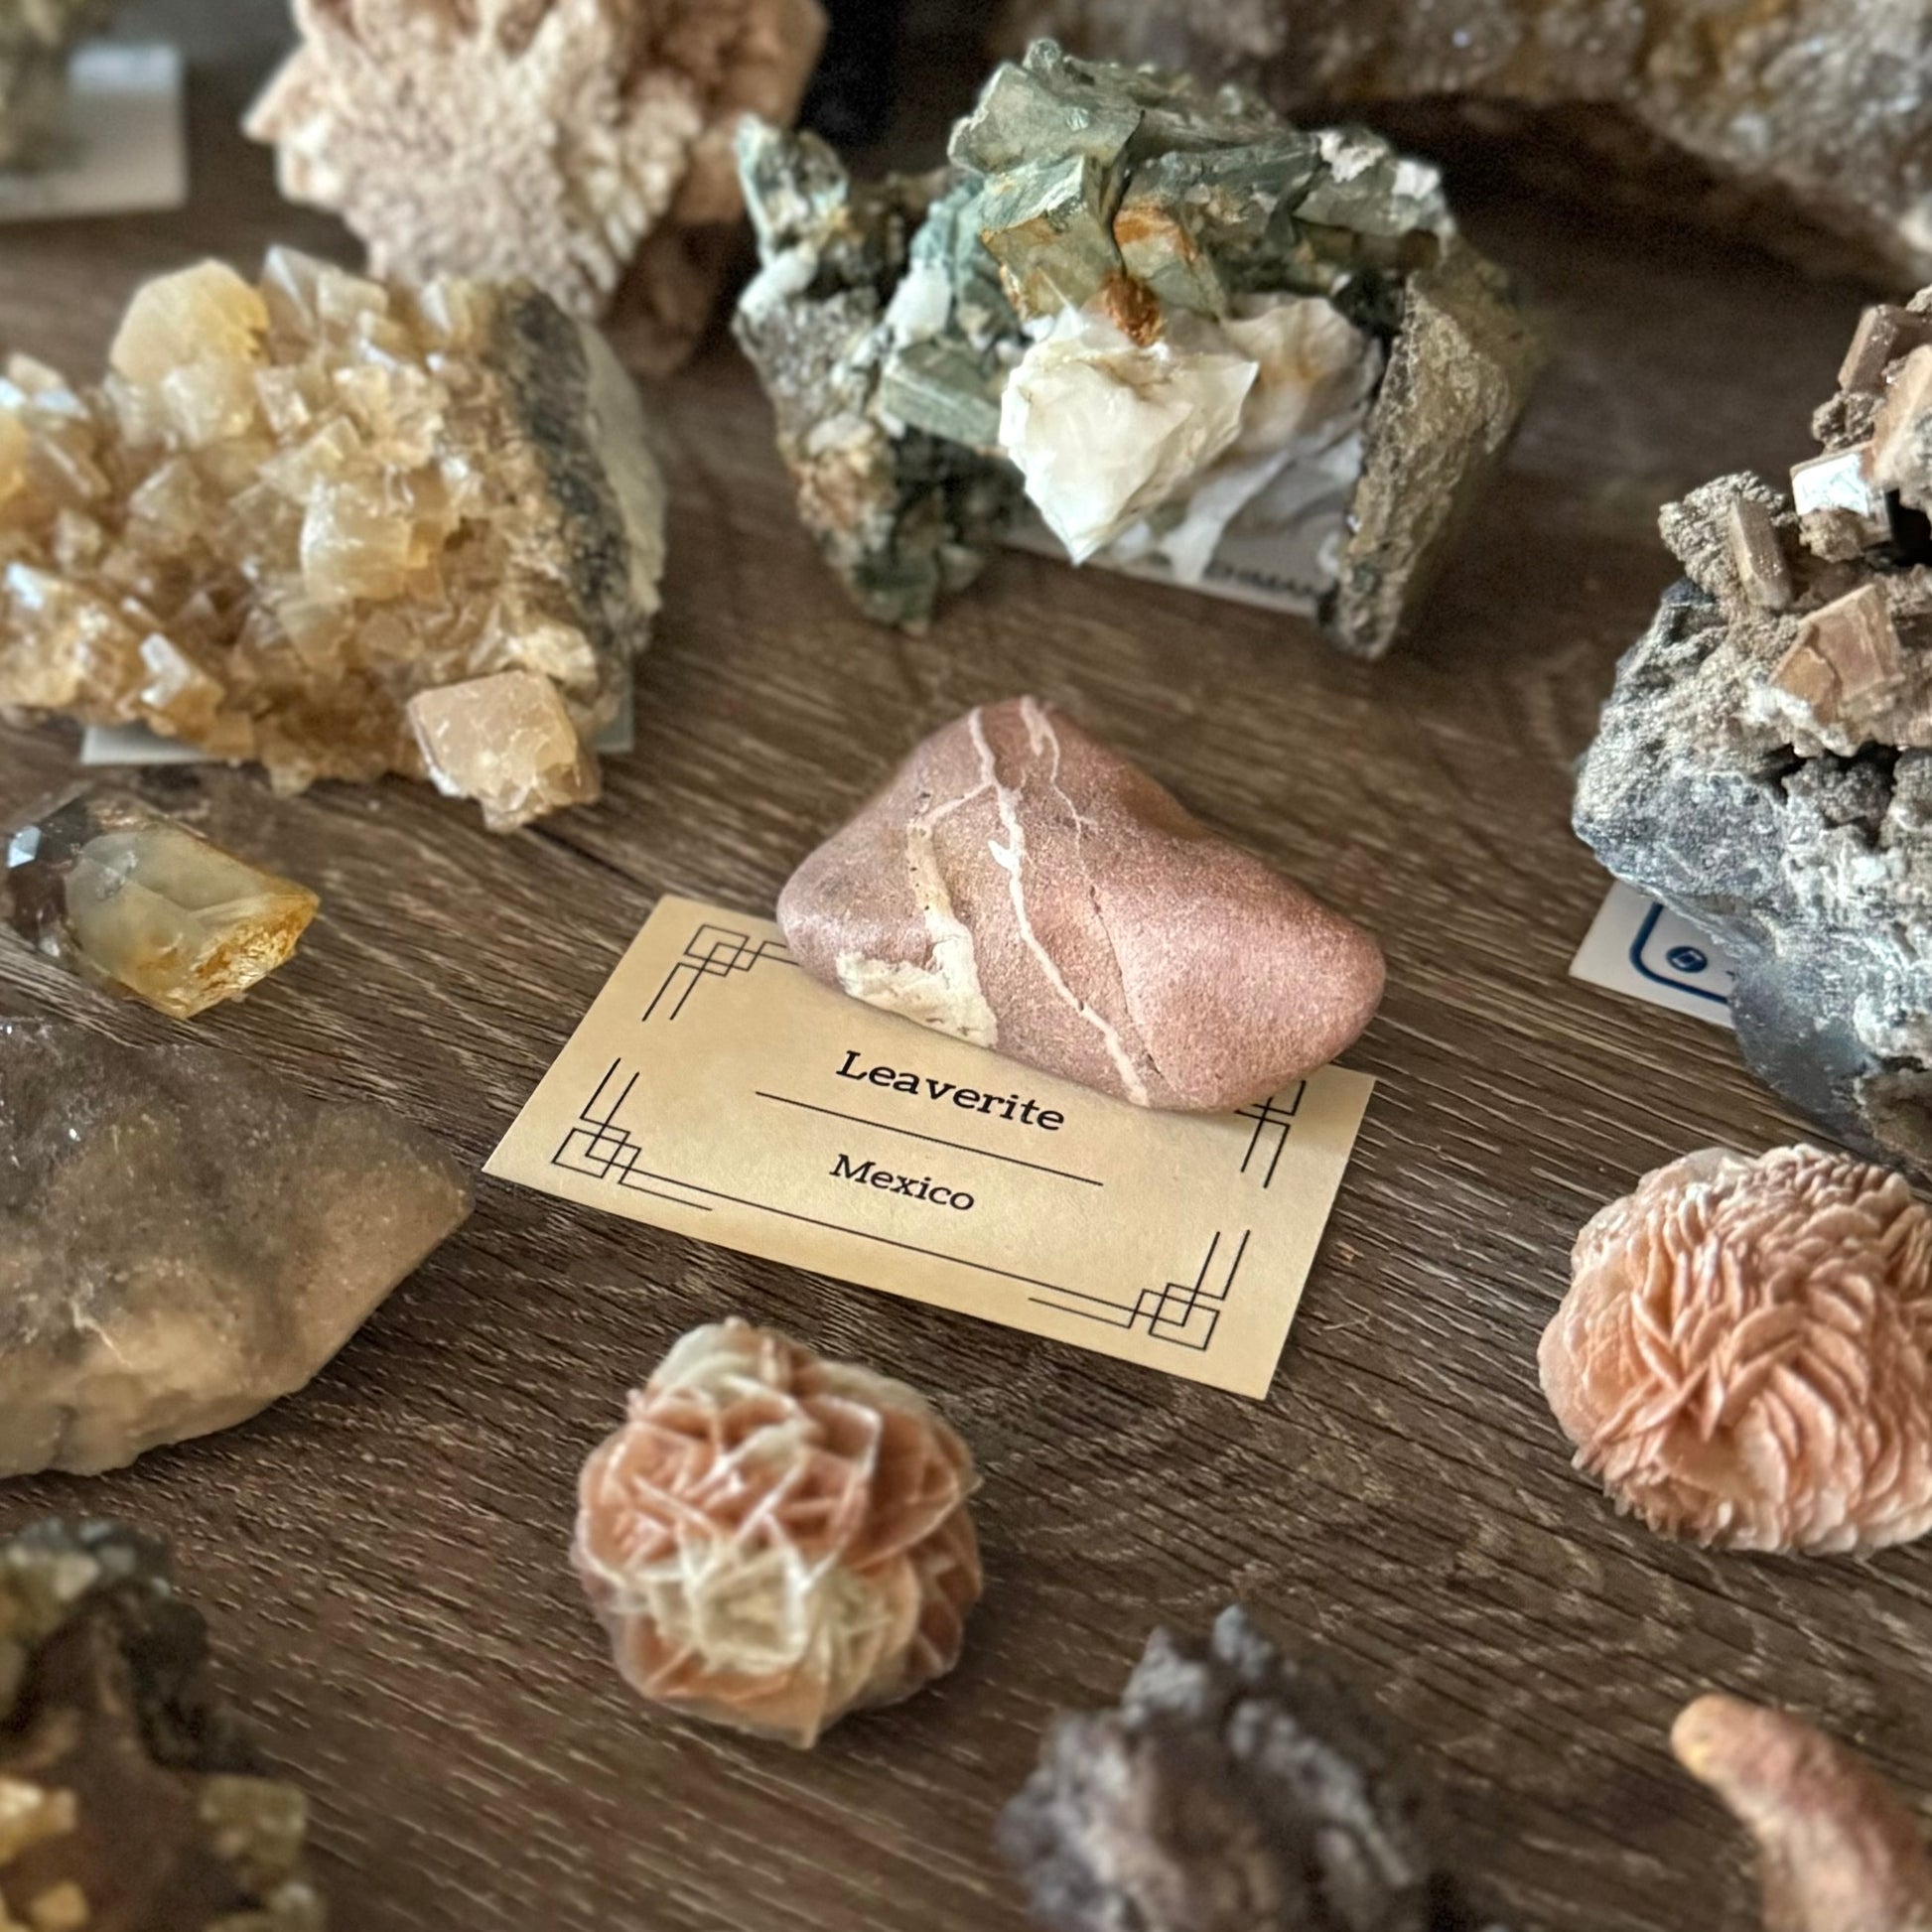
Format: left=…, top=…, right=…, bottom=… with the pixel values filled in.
left=998, top=1606, right=1500, bottom=1932
left=1575, top=469, right=1932, bottom=1175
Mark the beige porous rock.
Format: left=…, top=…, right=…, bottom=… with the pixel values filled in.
left=0, top=1018, right=473, bottom=1476
left=1003, top=0, right=1932, bottom=289
left=1674, top=1694, right=1932, bottom=1932
left=0, top=250, right=665, bottom=829
left=246, top=0, right=827, bottom=363
left=573, top=1318, right=982, bottom=1747
left=1540, top=1145, right=1932, bottom=1555
left=779, top=698, right=1384, bottom=1112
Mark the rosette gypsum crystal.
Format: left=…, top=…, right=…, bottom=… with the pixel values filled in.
left=1576, top=292, right=1932, bottom=1172
left=734, top=40, right=1540, bottom=657
left=246, top=0, right=828, bottom=369
left=0, top=250, right=665, bottom=831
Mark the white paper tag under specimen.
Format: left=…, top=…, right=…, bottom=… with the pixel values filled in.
left=0, top=46, right=187, bottom=223
left=487, top=895, right=1375, bottom=1400
left=1570, top=880, right=1734, bottom=1029
left=79, top=680, right=638, bottom=767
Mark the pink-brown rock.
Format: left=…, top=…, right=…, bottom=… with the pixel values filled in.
left=777, top=698, right=1384, bottom=1112
left=1540, top=1144, right=1932, bottom=1556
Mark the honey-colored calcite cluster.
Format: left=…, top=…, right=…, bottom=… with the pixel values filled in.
left=574, top=1319, right=983, bottom=1747
left=0, top=250, right=665, bottom=829
left=246, top=0, right=827, bottom=365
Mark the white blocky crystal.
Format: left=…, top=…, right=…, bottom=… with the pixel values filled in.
left=999, top=311, right=1257, bottom=562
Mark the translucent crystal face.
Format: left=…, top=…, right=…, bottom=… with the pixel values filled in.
left=4, top=790, right=319, bottom=1020
left=0, top=249, right=661, bottom=822
left=406, top=669, right=599, bottom=833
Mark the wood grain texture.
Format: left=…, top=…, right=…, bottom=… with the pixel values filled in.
left=0, top=45, right=1921, bottom=1932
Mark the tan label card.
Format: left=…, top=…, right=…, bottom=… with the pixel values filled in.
left=486, top=896, right=1374, bottom=1398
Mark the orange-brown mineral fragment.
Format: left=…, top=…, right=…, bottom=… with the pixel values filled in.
left=1539, top=1145, right=1932, bottom=1555
left=246, top=0, right=827, bottom=360
left=1673, top=1694, right=1932, bottom=1932
left=572, top=1318, right=982, bottom=1746
left=0, top=250, right=665, bottom=831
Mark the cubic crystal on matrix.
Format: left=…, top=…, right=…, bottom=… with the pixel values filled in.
left=734, top=41, right=1539, bottom=656
left=3, top=788, right=319, bottom=1019
left=0, top=249, right=665, bottom=831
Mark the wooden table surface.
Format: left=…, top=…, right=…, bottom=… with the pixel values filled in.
left=2, top=48, right=1922, bottom=1932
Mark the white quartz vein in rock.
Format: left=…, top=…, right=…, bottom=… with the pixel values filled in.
left=968, top=705, right=1150, bottom=1106
left=836, top=777, right=999, bottom=1046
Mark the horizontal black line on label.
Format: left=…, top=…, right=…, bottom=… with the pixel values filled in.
left=576, top=1159, right=1079, bottom=1298
left=754, top=1091, right=1103, bottom=1186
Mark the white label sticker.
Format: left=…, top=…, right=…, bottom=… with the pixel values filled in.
left=1570, top=880, right=1734, bottom=1029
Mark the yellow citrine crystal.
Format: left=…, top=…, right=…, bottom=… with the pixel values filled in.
left=3, top=789, right=319, bottom=1021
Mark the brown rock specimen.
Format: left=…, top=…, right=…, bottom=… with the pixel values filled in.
left=246, top=0, right=827, bottom=365
left=1000, top=1605, right=1493, bottom=1932
left=4, top=787, right=319, bottom=1020
left=1002, top=0, right=1932, bottom=289
left=0, top=0, right=119, bottom=168
left=1539, top=1145, right=1932, bottom=1555
left=0, top=250, right=665, bottom=830
left=1674, top=1694, right=1932, bottom=1932
left=0, top=1018, right=473, bottom=1475
left=779, top=698, right=1384, bottom=1112
left=573, top=1318, right=982, bottom=1747
left=0, top=1518, right=325, bottom=1929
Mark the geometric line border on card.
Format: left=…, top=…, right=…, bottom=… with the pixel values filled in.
left=1628, top=901, right=1730, bottom=1008
left=1029, top=1227, right=1249, bottom=1352
left=642, top=921, right=795, bottom=1026
left=1234, top=1083, right=1305, bottom=1189
left=551, top=1058, right=714, bottom=1212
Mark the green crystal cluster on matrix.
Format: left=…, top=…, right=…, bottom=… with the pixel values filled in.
left=735, top=40, right=1541, bottom=656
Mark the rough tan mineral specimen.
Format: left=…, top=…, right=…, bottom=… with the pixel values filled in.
left=1674, top=1695, right=1932, bottom=1932
left=0, top=1519, right=328, bottom=1930
left=0, top=250, right=665, bottom=828
left=246, top=0, right=827, bottom=362
left=0, top=0, right=118, bottom=169
left=4, top=788, right=319, bottom=1019
left=1539, top=1145, right=1932, bottom=1556
left=573, top=1318, right=982, bottom=1747
left=1002, top=0, right=1932, bottom=289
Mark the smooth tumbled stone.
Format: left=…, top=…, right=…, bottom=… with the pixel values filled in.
left=778, top=698, right=1384, bottom=1111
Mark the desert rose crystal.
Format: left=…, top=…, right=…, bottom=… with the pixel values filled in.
left=1674, top=1695, right=1932, bottom=1932
left=573, top=1319, right=982, bottom=1746
left=735, top=41, right=1538, bottom=656
left=1540, top=1145, right=1932, bottom=1555
left=246, top=0, right=827, bottom=365
left=0, top=1019, right=473, bottom=1475
left=0, top=1518, right=325, bottom=1929
left=778, top=698, right=1383, bottom=1111
left=0, top=249, right=664, bottom=829
left=3, top=788, right=319, bottom=1019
